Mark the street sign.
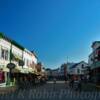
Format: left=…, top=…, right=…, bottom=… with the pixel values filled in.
left=7, top=63, right=16, bottom=69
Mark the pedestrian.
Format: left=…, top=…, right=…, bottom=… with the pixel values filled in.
left=53, top=77, right=56, bottom=84
left=70, top=79, right=74, bottom=89
left=53, top=77, right=56, bottom=90
left=78, top=79, right=82, bottom=92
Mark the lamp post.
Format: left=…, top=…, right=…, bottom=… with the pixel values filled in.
left=7, top=43, right=16, bottom=85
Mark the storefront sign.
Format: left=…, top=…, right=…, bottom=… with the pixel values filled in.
left=7, top=63, right=16, bottom=69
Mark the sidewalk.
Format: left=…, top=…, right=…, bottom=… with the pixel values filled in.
left=0, top=84, right=17, bottom=94
left=47, top=81, right=65, bottom=84
left=0, top=87, right=16, bottom=94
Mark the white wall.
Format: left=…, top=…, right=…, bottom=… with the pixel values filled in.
left=0, top=39, right=11, bottom=67
left=12, top=45, right=23, bottom=58
left=69, top=61, right=88, bottom=75
left=0, top=38, right=37, bottom=70
left=23, top=49, right=37, bottom=69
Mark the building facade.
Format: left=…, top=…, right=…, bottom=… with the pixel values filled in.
left=69, top=61, right=88, bottom=80
left=88, top=41, right=100, bottom=83
left=0, top=33, right=37, bottom=87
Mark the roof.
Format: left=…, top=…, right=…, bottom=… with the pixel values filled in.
left=31, top=51, right=38, bottom=58
left=92, top=41, right=100, bottom=48
left=69, top=61, right=87, bottom=69
left=0, top=32, right=24, bottom=50
left=69, top=63, right=79, bottom=69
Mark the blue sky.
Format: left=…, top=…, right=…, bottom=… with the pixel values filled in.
left=0, top=0, right=100, bottom=68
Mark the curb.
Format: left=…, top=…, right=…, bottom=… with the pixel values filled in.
left=0, top=86, right=17, bottom=94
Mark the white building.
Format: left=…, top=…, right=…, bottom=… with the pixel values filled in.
left=69, top=61, right=88, bottom=75
left=0, top=33, right=37, bottom=86
left=0, top=37, right=11, bottom=86
left=23, top=49, right=37, bottom=73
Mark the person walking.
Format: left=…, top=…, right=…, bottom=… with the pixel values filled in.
left=78, top=79, right=82, bottom=92
left=53, top=77, right=56, bottom=90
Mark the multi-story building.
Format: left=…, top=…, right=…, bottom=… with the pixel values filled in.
left=23, top=49, right=37, bottom=73
left=88, top=41, right=100, bottom=83
left=0, top=33, right=37, bottom=86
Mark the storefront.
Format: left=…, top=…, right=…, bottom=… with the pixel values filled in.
left=0, top=70, right=5, bottom=83
left=0, top=67, right=9, bottom=87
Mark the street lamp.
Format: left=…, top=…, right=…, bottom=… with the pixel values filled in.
left=7, top=63, right=16, bottom=85
left=6, top=42, right=16, bottom=85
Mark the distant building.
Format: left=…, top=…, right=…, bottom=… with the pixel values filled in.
left=51, top=68, right=60, bottom=77
left=67, top=62, right=76, bottom=74
left=46, top=68, right=60, bottom=80
left=59, top=63, right=67, bottom=77
left=69, top=61, right=88, bottom=79
left=45, top=68, right=52, bottom=77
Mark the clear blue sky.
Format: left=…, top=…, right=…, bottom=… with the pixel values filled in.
left=0, top=0, right=100, bottom=68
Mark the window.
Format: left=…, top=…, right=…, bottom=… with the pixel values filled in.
left=27, top=59, right=29, bottom=66
left=1, top=48, right=9, bottom=60
left=77, top=69, right=80, bottom=74
left=82, top=64, right=84, bottom=68
left=5, top=50, right=8, bottom=60
left=1, top=49, right=5, bottom=59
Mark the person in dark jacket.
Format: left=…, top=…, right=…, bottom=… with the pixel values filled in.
left=78, top=80, right=82, bottom=92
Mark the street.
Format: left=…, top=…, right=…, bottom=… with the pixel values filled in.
left=0, top=81, right=100, bottom=100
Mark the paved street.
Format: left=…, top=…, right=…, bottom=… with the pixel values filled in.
left=0, top=81, right=100, bottom=100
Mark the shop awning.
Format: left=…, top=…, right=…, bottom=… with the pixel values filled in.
left=28, top=68, right=36, bottom=74
left=35, top=72, right=42, bottom=76
left=20, top=68, right=29, bottom=74
left=3, top=67, right=9, bottom=72
left=12, top=53, right=22, bottom=61
left=11, top=67, right=21, bottom=73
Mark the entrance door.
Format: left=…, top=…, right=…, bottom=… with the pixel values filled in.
left=0, top=71, right=5, bottom=83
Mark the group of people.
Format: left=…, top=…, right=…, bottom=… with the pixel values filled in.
left=69, top=78, right=82, bottom=91
left=53, top=76, right=82, bottom=91
left=16, top=75, right=47, bottom=90
left=16, top=75, right=35, bottom=90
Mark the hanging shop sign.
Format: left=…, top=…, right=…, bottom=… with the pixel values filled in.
left=7, top=63, right=16, bottom=69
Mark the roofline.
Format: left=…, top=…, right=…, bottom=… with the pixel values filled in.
left=70, top=61, right=87, bottom=69
left=0, top=32, right=24, bottom=50
left=92, top=41, right=100, bottom=48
